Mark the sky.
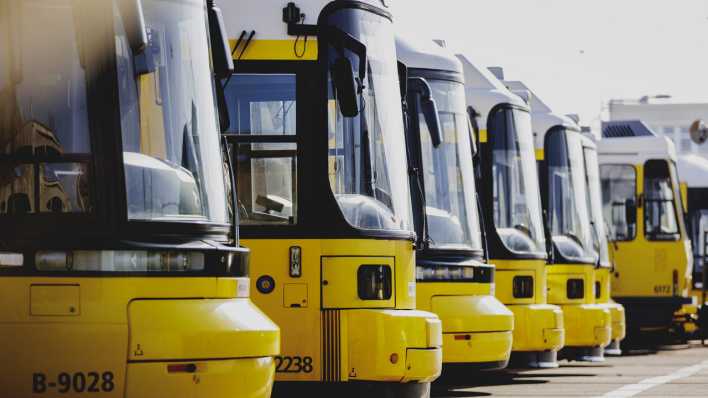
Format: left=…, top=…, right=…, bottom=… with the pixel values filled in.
left=393, top=0, right=708, bottom=127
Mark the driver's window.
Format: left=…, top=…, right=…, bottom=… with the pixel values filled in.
left=224, top=74, right=298, bottom=225
left=600, top=164, right=636, bottom=241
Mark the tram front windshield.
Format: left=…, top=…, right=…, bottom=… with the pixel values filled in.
left=583, top=146, right=610, bottom=266
left=325, top=7, right=413, bottom=233
left=417, top=80, right=481, bottom=251
left=546, top=130, right=594, bottom=262
left=490, top=108, right=546, bottom=255
left=0, top=0, right=227, bottom=224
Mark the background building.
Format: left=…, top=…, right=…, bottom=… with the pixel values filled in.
left=608, top=98, right=708, bottom=158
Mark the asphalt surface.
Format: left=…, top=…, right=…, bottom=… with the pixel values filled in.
left=432, top=343, right=708, bottom=397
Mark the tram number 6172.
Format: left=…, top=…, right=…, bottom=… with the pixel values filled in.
left=274, top=356, right=313, bottom=373
left=33, top=371, right=115, bottom=394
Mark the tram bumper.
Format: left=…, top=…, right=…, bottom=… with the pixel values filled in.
left=561, top=303, right=612, bottom=349
left=126, top=298, right=279, bottom=398
left=430, top=294, right=514, bottom=369
left=346, top=309, right=443, bottom=383
left=508, top=303, right=564, bottom=353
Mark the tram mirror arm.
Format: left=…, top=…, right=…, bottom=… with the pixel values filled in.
left=207, top=2, right=235, bottom=80
left=332, top=56, right=360, bottom=117
left=409, top=77, right=443, bottom=147
left=119, top=0, right=148, bottom=54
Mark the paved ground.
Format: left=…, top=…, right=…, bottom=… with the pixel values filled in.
left=432, top=343, right=708, bottom=397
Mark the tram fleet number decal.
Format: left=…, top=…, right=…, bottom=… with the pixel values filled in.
left=33, top=372, right=115, bottom=393
left=274, top=356, right=313, bottom=373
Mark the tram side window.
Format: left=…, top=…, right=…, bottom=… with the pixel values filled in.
left=0, top=0, right=92, bottom=215
left=644, top=159, right=679, bottom=240
left=224, top=74, right=297, bottom=225
left=600, top=165, right=636, bottom=241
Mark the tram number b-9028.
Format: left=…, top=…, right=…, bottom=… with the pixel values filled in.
left=33, top=371, right=115, bottom=394
left=274, top=356, right=313, bottom=373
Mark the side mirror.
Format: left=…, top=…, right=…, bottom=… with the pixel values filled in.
left=207, top=2, right=234, bottom=80
left=332, top=57, right=360, bottom=117
left=118, top=0, right=148, bottom=54
left=625, top=198, right=637, bottom=226
left=420, top=93, right=443, bottom=147
left=407, top=77, right=442, bottom=147
left=397, top=61, right=408, bottom=100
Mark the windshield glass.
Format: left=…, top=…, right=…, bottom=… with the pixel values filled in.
left=583, top=146, right=610, bottom=266
left=0, top=0, right=96, bottom=215
left=692, top=211, right=708, bottom=286
left=325, top=8, right=412, bottom=232
left=114, top=0, right=227, bottom=223
left=490, top=108, right=545, bottom=255
left=546, top=129, right=594, bottom=261
left=644, top=159, right=679, bottom=238
left=417, top=80, right=481, bottom=250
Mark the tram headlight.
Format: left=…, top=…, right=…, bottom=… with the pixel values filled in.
left=35, top=250, right=205, bottom=272
left=357, top=265, right=392, bottom=300
left=415, top=265, right=493, bottom=283
left=0, top=252, right=24, bottom=268
left=567, top=278, right=585, bottom=299
left=512, top=276, right=534, bottom=298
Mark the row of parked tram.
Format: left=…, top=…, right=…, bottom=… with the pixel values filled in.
left=0, top=0, right=703, bottom=397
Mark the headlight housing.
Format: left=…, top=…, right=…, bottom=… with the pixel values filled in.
left=567, top=278, right=585, bottom=299
left=416, top=264, right=493, bottom=283
left=512, top=276, right=534, bottom=298
left=357, top=265, right=392, bottom=300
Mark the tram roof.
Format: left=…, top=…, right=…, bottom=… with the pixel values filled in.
left=678, top=154, right=708, bottom=188
left=396, top=35, right=462, bottom=75
left=456, top=54, right=527, bottom=125
left=597, top=120, right=677, bottom=165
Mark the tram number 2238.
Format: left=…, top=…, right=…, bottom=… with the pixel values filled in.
left=275, top=356, right=313, bottom=373
left=33, top=372, right=115, bottom=394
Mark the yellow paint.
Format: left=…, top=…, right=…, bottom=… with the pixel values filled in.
left=492, top=258, right=566, bottom=353
left=680, top=182, right=688, bottom=214
left=478, top=128, right=488, bottom=143
left=595, top=267, right=626, bottom=342
left=138, top=73, right=167, bottom=159
left=535, top=148, right=545, bottom=160
left=547, top=264, right=612, bottom=347
left=414, top=274, right=514, bottom=365
left=125, top=358, right=275, bottom=398
left=609, top=165, right=692, bottom=300
left=0, top=277, right=279, bottom=397
left=242, top=238, right=442, bottom=383
left=230, top=39, right=318, bottom=61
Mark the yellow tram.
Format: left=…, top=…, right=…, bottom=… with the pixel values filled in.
left=458, top=60, right=565, bottom=368
left=397, top=38, right=514, bottom=372
left=0, top=0, right=279, bottom=397
left=676, top=154, right=708, bottom=337
left=507, top=81, right=612, bottom=361
left=597, top=121, right=692, bottom=340
left=219, top=1, right=443, bottom=396
left=578, top=130, right=626, bottom=354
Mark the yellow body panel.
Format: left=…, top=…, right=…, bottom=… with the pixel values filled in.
left=595, top=267, right=627, bottom=342
left=229, top=39, right=318, bottom=61
left=547, top=264, right=612, bottom=348
left=493, top=258, right=565, bottom=353
left=0, top=277, right=279, bottom=398
left=242, top=238, right=442, bottom=383
left=415, top=279, right=513, bottom=365
left=610, top=165, right=692, bottom=299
